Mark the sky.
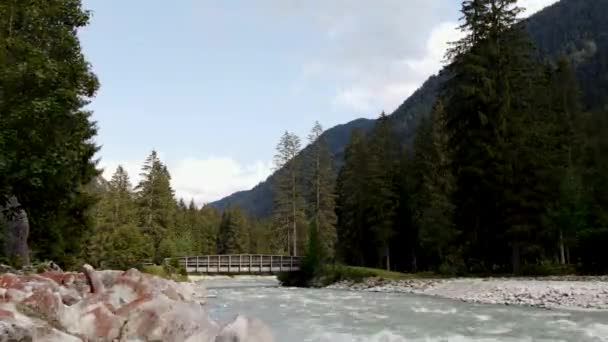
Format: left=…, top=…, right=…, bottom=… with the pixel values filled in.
left=80, top=0, right=559, bottom=206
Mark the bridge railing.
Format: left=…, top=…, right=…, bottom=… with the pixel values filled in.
left=172, top=254, right=302, bottom=274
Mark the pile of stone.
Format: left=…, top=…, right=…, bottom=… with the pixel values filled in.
left=0, top=264, right=274, bottom=341
left=328, top=276, right=608, bottom=311
left=327, top=277, right=444, bottom=293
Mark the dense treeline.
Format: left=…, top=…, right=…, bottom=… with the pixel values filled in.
left=335, top=0, right=608, bottom=274
left=2, top=0, right=607, bottom=276
left=0, top=0, right=296, bottom=270
left=85, top=151, right=277, bottom=269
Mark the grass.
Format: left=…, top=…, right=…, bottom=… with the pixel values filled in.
left=307, top=264, right=441, bottom=286
left=344, top=266, right=438, bottom=279
left=141, top=265, right=189, bottom=282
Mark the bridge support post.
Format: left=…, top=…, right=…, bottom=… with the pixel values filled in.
left=239, top=254, right=242, bottom=273
left=280, top=255, right=283, bottom=272
left=249, top=255, right=252, bottom=274
left=207, top=255, right=210, bottom=273
left=270, top=255, right=273, bottom=273
left=196, top=256, right=199, bottom=273
left=290, top=256, right=293, bottom=271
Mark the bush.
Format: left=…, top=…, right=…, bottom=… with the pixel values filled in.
left=142, top=265, right=188, bottom=282
left=576, top=228, right=608, bottom=274
left=517, top=263, right=576, bottom=276
left=321, top=264, right=375, bottom=284
left=279, top=221, right=325, bottom=287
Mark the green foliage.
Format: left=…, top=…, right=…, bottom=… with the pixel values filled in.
left=0, top=0, right=101, bottom=267
left=576, top=228, right=608, bottom=274
left=305, top=122, right=338, bottom=261
left=135, top=151, right=176, bottom=263
left=272, top=131, right=307, bottom=256
left=141, top=265, right=188, bottom=282
left=217, top=207, right=250, bottom=254
left=300, top=221, right=322, bottom=277
left=332, top=0, right=608, bottom=277
left=517, top=264, right=576, bottom=277
left=103, top=225, right=152, bottom=270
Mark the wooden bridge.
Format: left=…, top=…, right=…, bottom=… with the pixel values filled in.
left=173, top=254, right=302, bottom=274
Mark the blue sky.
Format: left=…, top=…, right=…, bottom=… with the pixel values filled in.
left=80, top=0, right=557, bottom=205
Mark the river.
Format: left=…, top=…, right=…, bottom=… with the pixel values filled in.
left=202, top=277, right=608, bottom=341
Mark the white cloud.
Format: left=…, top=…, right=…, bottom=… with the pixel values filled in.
left=99, top=156, right=273, bottom=206
left=266, top=1, right=464, bottom=115
left=273, top=0, right=559, bottom=115
left=330, top=20, right=464, bottom=114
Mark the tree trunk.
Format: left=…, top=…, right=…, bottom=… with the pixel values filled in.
left=292, top=172, right=297, bottom=257
left=511, top=244, right=521, bottom=274
left=386, top=245, right=390, bottom=271
left=287, top=225, right=290, bottom=256
left=559, top=229, right=566, bottom=265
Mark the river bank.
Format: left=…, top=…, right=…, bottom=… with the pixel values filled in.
left=0, top=265, right=275, bottom=341
left=206, top=276, right=608, bottom=341
left=326, top=276, right=608, bottom=310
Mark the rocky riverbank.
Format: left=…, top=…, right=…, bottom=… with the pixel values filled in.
left=0, top=264, right=274, bottom=341
left=327, top=276, right=608, bottom=310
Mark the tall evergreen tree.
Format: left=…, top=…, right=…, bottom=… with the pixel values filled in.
left=544, top=58, right=587, bottom=264
left=0, top=0, right=100, bottom=267
left=367, top=113, right=401, bottom=270
left=135, top=151, right=176, bottom=263
left=217, top=207, right=250, bottom=254
left=306, top=122, right=337, bottom=260
left=272, top=131, right=306, bottom=256
left=336, top=130, right=374, bottom=266
left=445, top=0, right=535, bottom=272
left=411, top=100, right=458, bottom=270
left=197, top=205, right=220, bottom=254
left=87, top=166, right=150, bottom=269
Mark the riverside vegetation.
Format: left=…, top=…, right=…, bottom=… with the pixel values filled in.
left=1, top=0, right=608, bottom=284
left=280, top=0, right=608, bottom=286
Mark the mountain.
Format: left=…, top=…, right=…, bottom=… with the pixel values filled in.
left=210, top=118, right=375, bottom=216
left=210, top=0, right=608, bottom=217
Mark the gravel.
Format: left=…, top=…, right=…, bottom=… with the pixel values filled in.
left=326, top=277, right=608, bottom=310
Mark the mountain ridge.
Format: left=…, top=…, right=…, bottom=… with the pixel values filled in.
left=210, top=0, right=608, bottom=217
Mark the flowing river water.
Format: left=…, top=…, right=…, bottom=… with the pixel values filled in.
left=202, top=277, right=608, bottom=341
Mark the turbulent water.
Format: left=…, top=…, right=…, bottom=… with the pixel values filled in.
left=203, top=277, right=608, bottom=342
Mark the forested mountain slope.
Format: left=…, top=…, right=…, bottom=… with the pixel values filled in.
left=210, top=0, right=608, bottom=217
left=210, top=118, right=374, bottom=216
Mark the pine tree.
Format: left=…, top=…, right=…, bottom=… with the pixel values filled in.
left=249, top=218, right=274, bottom=254
left=306, top=122, right=337, bottom=261
left=197, top=205, right=220, bottom=254
left=0, top=0, right=100, bottom=267
left=545, top=58, right=587, bottom=264
left=87, top=166, right=150, bottom=269
left=411, top=100, right=458, bottom=270
left=217, top=207, right=250, bottom=254
left=367, top=113, right=401, bottom=270
left=272, top=131, right=306, bottom=256
left=135, top=151, right=176, bottom=263
left=105, top=166, right=137, bottom=226
left=445, top=0, right=534, bottom=272
left=336, top=130, right=374, bottom=266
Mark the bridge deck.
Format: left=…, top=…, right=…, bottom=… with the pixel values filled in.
left=175, top=254, right=302, bottom=274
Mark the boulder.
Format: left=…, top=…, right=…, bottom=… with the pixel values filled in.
left=216, top=315, right=275, bottom=342
left=0, top=264, right=273, bottom=341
